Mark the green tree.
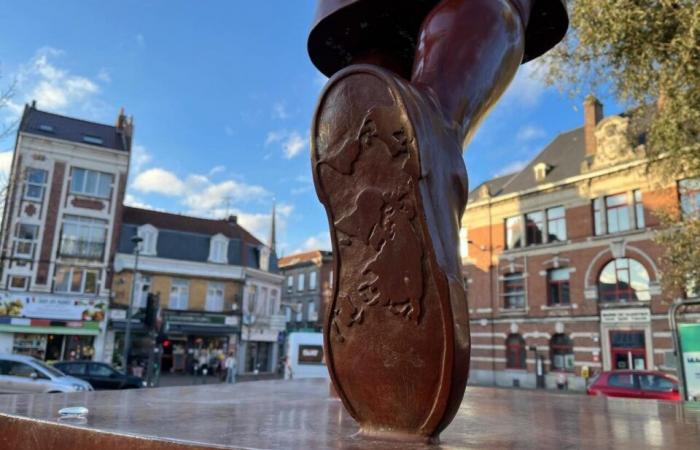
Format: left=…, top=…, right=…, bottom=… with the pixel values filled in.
left=542, top=0, right=700, bottom=298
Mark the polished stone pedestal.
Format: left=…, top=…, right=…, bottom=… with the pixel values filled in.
left=0, top=379, right=698, bottom=449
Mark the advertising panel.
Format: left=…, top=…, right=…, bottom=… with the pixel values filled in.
left=679, top=323, right=700, bottom=401
left=0, top=292, right=106, bottom=321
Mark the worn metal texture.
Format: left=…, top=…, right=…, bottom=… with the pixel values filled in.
left=0, top=379, right=699, bottom=449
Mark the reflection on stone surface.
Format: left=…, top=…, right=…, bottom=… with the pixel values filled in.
left=0, top=379, right=699, bottom=449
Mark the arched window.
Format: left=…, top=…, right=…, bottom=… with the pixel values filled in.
left=550, top=334, right=574, bottom=372
left=505, top=334, right=526, bottom=369
left=598, top=258, right=650, bottom=303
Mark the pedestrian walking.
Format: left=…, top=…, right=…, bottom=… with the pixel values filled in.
left=224, top=352, right=237, bottom=384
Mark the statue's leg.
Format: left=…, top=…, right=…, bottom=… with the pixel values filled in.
left=311, top=0, right=529, bottom=442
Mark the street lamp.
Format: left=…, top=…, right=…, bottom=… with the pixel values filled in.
left=122, top=235, right=143, bottom=373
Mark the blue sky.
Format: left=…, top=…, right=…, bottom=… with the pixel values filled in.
left=0, top=1, right=621, bottom=256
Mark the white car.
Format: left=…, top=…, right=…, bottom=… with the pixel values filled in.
left=0, top=354, right=93, bottom=394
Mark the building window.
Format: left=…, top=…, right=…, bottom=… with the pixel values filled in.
left=308, top=301, right=318, bottom=321
left=502, top=272, right=525, bottom=310
left=169, top=279, right=189, bottom=310
left=309, top=271, right=317, bottom=290
left=70, top=168, right=113, bottom=198
left=550, top=334, right=574, bottom=372
left=605, top=193, right=630, bottom=233
left=8, top=276, right=29, bottom=291
left=15, top=223, right=39, bottom=258
left=137, top=224, right=158, bottom=256
left=547, top=268, right=570, bottom=306
left=593, top=192, right=644, bottom=235
left=269, top=289, right=278, bottom=315
left=54, top=266, right=99, bottom=294
left=24, top=167, right=48, bottom=201
left=459, top=228, right=469, bottom=258
left=206, top=282, right=225, bottom=312
left=208, top=234, right=228, bottom=263
left=633, top=190, right=645, bottom=229
left=505, top=334, right=526, bottom=369
left=598, top=258, right=651, bottom=302
left=244, top=285, right=258, bottom=315
left=525, top=211, right=545, bottom=246
left=505, top=216, right=523, bottom=249
left=82, top=135, right=104, bottom=145
left=135, top=274, right=151, bottom=308
left=679, top=178, right=700, bottom=218
left=38, top=124, right=54, bottom=132
left=286, top=276, right=293, bottom=293
left=296, top=302, right=303, bottom=321
left=59, top=215, right=107, bottom=259
left=546, top=206, right=566, bottom=242
left=285, top=305, right=292, bottom=322
left=297, top=273, right=305, bottom=291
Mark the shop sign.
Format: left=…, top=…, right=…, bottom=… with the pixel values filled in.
left=679, top=323, right=700, bottom=401
left=0, top=292, right=106, bottom=321
left=165, top=311, right=238, bottom=326
left=298, top=345, right=324, bottom=365
left=601, top=308, right=651, bottom=324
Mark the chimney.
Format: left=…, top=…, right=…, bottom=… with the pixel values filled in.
left=227, top=215, right=238, bottom=225
left=584, top=95, right=603, bottom=157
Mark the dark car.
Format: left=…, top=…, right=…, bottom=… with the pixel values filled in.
left=587, top=370, right=681, bottom=401
left=53, top=361, right=144, bottom=390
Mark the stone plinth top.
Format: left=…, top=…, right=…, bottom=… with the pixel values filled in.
left=0, top=379, right=698, bottom=449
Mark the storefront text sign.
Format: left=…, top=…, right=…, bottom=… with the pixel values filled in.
left=0, top=292, right=106, bottom=321
left=601, top=308, right=651, bottom=324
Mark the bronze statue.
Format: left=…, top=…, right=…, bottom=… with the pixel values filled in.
left=308, top=0, right=567, bottom=442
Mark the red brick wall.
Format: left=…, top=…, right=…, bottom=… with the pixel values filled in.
left=36, top=161, right=65, bottom=285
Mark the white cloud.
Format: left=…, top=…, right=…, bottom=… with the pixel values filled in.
left=265, top=129, right=308, bottom=159
left=501, top=61, right=548, bottom=108
left=0, top=151, right=13, bottom=181
left=1, top=48, right=103, bottom=119
left=132, top=168, right=187, bottom=195
left=493, top=160, right=528, bottom=177
left=272, top=102, right=289, bottom=120
left=123, top=193, right=153, bottom=210
left=283, top=131, right=307, bottom=159
left=208, top=165, right=226, bottom=176
left=516, top=125, right=546, bottom=142
left=293, top=231, right=331, bottom=254
left=183, top=179, right=269, bottom=215
left=97, top=68, right=111, bottom=83
left=131, top=145, right=151, bottom=174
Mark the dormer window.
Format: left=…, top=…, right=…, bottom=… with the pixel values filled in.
left=137, top=224, right=158, bottom=256
left=209, top=234, right=228, bottom=263
left=82, top=135, right=103, bottom=145
left=534, top=162, right=552, bottom=183
left=38, top=124, right=54, bottom=133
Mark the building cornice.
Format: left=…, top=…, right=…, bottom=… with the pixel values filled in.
left=467, top=156, right=653, bottom=210
left=19, top=133, right=130, bottom=167
left=115, top=253, right=245, bottom=280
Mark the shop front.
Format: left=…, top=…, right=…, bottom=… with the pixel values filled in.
left=0, top=291, right=107, bottom=362
left=600, top=307, right=652, bottom=371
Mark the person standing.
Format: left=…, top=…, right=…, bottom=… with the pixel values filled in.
left=224, top=352, right=237, bottom=384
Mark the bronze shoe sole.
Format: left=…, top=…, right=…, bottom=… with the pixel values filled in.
left=311, top=64, right=470, bottom=441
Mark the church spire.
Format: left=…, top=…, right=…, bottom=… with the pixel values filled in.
left=268, top=201, right=277, bottom=254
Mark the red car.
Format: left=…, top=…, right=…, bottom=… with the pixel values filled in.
left=587, top=370, right=681, bottom=401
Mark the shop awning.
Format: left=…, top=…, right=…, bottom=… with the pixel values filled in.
left=0, top=324, right=99, bottom=336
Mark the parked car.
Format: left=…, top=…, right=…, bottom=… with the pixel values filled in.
left=0, top=354, right=93, bottom=394
left=53, top=361, right=144, bottom=390
left=587, top=370, right=681, bottom=401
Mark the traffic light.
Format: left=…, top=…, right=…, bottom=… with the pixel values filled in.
left=144, top=293, right=159, bottom=330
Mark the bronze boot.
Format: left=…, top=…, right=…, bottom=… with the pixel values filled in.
left=309, top=0, right=568, bottom=442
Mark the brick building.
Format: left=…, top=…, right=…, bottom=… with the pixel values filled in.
left=0, top=103, right=131, bottom=362
left=278, top=250, right=333, bottom=333
left=461, top=96, right=698, bottom=390
left=109, top=207, right=284, bottom=375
